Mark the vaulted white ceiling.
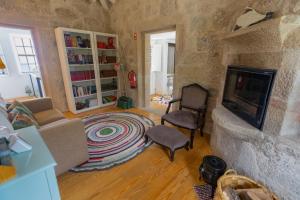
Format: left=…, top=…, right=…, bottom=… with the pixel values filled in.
left=89, top=0, right=116, bottom=10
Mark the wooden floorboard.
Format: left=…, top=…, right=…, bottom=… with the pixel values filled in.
left=59, top=107, right=212, bottom=200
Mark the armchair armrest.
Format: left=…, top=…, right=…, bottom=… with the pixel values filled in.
left=21, top=97, right=53, bottom=113
left=39, top=118, right=89, bottom=175
left=166, top=98, right=181, bottom=114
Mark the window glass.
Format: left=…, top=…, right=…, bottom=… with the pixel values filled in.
left=12, top=35, right=39, bottom=74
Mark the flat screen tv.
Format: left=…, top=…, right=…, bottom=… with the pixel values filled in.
left=222, top=66, right=276, bottom=129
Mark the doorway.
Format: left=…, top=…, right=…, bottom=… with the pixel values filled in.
left=144, top=31, right=176, bottom=115
left=0, top=26, right=45, bottom=101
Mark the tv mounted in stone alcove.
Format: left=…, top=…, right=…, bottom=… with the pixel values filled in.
left=222, top=66, right=277, bottom=130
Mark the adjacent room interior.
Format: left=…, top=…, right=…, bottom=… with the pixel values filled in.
left=0, top=1, right=299, bottom=200
left=0, top=26, right=44, bottom=101
left=145, top=31, right=176, bottom=115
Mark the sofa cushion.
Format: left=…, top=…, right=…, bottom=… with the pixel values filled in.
left=162, top=110, right=198, bottom=130
left=34, top=109, right=65, bottom=126
left=7, top=101, right=35, bottom=121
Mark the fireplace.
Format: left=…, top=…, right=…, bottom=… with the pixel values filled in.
left=222, top=66, right=276, bottom=129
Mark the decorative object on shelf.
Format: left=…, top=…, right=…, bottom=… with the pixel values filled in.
left=107, top=37, right=115, bottom=49
left=71, top=112, right=154, bottom=172
left=64, top=34, right=72, bottom=47
left=97, top=41, right=107, bottom=49
left=233, top=7, right=273, bottom=31
left=25, top=86, right=33, bottom=96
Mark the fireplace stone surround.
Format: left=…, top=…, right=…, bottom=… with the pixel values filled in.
left=211, top=15, right=300, bottom=200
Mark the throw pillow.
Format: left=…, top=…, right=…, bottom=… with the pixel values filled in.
left=7, top=101, right=39, bottom=130
left=7, top=101, right=34, bottom=122
left=10, top=112, right=39, bottom=130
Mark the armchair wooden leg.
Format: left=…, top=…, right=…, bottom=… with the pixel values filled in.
left=161, top=118, right=165, bottom=125
left=200, top=126, right=204, bottom=137
left=170, top=149, right=175, bottom=162
left=145, top=135, right=149, bottom=144
left=190, top=130, right=195, bottom=149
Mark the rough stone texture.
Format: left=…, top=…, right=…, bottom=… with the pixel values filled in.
left=109, top=0, right=300, bottom=134
left=212, top=9, right=300, bottom=200
left=211, top=107, right=300, bottom=200
left=110, top=0, right=250, bottom=133
left=0, top=0, right=111, bottom=110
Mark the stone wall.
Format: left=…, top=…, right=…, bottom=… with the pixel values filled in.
left=0, top=0, right=111, bottom=110
left=109, top=0, right=300, bottom=133
left=210, top=1, right=300, bottom=200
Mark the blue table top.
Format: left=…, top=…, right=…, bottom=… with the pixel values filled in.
left=0, top=126, right=56, bottom=188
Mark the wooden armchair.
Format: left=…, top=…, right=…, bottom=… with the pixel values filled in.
left=161, top=84, right=209, bottom=148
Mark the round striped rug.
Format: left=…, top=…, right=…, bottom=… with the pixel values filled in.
left=71, top=112, right=154, bottom=172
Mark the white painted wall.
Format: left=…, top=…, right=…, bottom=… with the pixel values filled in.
left=0, top=27, right=40, bottom=99
left=150, top=34, right=175, bottom=95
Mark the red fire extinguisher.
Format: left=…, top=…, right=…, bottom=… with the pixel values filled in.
left=128, top=70, right=137, bottom=89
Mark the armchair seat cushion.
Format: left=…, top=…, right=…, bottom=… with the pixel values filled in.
left=34, top=109, right=65, bottom=126
left=162, top=110, right=198, bottom=130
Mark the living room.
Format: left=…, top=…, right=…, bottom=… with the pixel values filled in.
left=0, top=1, right=299, bottom=200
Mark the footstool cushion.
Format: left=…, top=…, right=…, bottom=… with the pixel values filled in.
left=145, top=125, right=190, bottom=161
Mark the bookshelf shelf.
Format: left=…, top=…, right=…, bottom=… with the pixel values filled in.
left=98, top=48, right=117, bottom=51
left=66, top=47, right=92, bottom=50
left=102, top=89, right=118, bottom=93
left=74, top=93, right=97, bottom=99
left=72, top=79, right=95, bottom=83
left=98, top=63, right=116, bottom=66
left=69, top=64, right=94, bottom=67
left=55, top=27, right=120, bottom=114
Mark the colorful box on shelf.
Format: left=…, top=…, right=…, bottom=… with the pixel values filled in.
left=71, top=71, right=95, bottom=81
left=64, top=34, right=91, bottom=48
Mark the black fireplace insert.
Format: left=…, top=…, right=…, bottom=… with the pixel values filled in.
left=222, top=66, right=276, bottom=129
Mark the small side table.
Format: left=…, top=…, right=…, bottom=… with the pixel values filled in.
left=145, top=125, right=190, bottom=161
left=0, top=126, right=60, bottom=200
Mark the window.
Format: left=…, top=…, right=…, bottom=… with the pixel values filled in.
left=0, top=45, right=8, bottom=76
left=12, top=34, right=39, bottom=74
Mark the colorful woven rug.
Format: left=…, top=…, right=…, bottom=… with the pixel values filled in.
left=71, top=112, right=154, bottom=172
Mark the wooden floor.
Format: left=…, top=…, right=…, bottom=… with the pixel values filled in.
left=59, top=107, right=212, bottom=200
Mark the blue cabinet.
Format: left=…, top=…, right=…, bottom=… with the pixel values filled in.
left=0, top=126, right=61, bottom=200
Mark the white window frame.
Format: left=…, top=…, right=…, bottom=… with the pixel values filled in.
left=0, top=44, right=9, bottom=76
left=10, top=33, right=40, bottom=75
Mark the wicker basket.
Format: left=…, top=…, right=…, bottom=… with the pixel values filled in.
left=214, top=170, right=279, bottom=200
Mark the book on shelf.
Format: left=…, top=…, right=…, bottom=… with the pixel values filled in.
left=72, top=85, right=97, bottom=97
left=71, top=70, right=95, bottom=81
left=102, top=95, right=117, bottom=104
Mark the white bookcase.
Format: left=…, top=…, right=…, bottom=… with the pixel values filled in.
left=55, top=27, right=120, bottom=113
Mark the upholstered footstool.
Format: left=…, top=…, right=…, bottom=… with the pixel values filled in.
left=145, top=125, right=190, bottom=161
